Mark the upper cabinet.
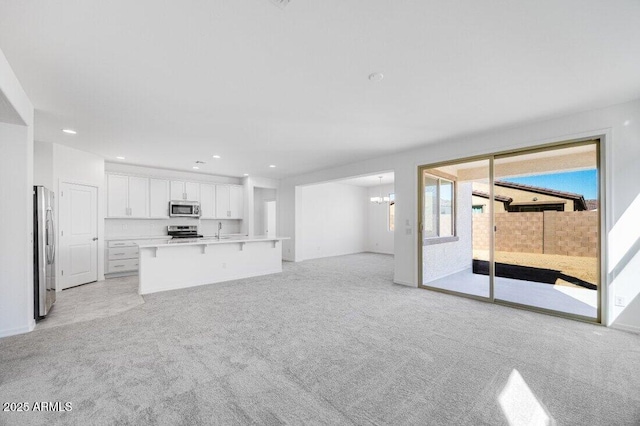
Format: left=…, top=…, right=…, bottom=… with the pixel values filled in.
left=215, top=185, right=230, bottom=218
left=170, top=181, right=184, bottom=201
left=170, top=180, right=200, bottom=201
left=216, top=184, right=244, bottom=219
left=200, top=183, right=216, bottom=219
left=149, top=178, right=170, bottom=218
left=106, top=173, right=243, bottom=220
left=107, top=174, right=129, bottom=217
left=128, top=177, right=150, bottom=217
left=107, top=174, right=149, bottom=218
left=229, top=185, right=244, bottom=219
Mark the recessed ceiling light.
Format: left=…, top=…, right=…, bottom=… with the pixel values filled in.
left=269, top=165, right=276, bottom=168
left=623, top=120, right=631, bottom=126
left=368, top=72, right=384, bottom=82
left=62, top=129, right=77, bottom=134
left=212, top=155, right=221, bottom=159
left=192, top=166, right=199, bottom=170
left=116, top=156, right=125, bottom=160
left=243, top=173, right=249, bottom=177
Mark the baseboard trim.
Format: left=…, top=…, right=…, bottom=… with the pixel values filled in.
left=0, top=320, right=35, bottom=339
left=394, top=279, right=415, bottom=287
left=610, top=323, right=640, bottom=334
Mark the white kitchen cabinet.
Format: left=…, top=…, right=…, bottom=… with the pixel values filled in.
left=215, top=185, right=230, bottom=218
left=170, top=180, right=200, bottom=201
left=128, top=176, right=149, bottom=217
left=215, top=184, right=244, bottom=219
left=106, top=172, right=243, bottom=220
left=170, top=181, right=185, bottom=200
left=149, top=178, right=170, bottom=218
left=107, top=174, right=129, bottom=217
left=185, top=182, right=200, bottom=201
left=107, top=174, right=149, bottom=218
left=106, top=240, right=140, bottom=274
left=200, top=183, right=216, bottom=219
left=229, top=185, right=244, bottom=219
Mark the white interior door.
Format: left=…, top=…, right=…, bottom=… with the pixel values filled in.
left=59, top=182, right=98, bottom=289
left=265, top=200, right=276, bottom=237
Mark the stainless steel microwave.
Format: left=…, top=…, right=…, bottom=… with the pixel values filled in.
left=169, top=200, right=201, bottom=218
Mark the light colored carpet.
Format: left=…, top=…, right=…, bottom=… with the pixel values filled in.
left=1, top=253, right=639, bottom=425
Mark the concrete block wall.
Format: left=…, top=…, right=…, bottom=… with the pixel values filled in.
left=472, top=211, right=598, bottom=257
left=543, top=211, right=598, bottom=257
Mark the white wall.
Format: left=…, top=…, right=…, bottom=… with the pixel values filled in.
left=105, top=218, right=241, bottom=239
left=279, top=98, right=640, bottom=332
left=297, top=182, right=367, bottom=261
left=105, top=162, right=242, bottom=185
left=366, top=183, right=395, bottom=255
left=34, top=140, right=53, bottom=189
left=253, top=187, right=277, bottom=236
left=0, top=47, right=34, bottom=338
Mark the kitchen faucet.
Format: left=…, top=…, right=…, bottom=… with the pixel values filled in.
left=216, top=222, right=222, bottom=239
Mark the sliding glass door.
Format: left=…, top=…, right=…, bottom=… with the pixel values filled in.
left=418, top=140, right=600, bottom=322
left=420, top=159, right=491, bottom=299
left=493, top=143, right=599, bottom=320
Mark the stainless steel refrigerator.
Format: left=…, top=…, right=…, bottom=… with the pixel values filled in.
left=34, top=185, right=56, bottom=319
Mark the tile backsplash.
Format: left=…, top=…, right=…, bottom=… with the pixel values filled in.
left=105, top=218, right=242, bottom=239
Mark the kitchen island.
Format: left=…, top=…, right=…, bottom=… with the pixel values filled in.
left=137, top=236, right=289, bottom=295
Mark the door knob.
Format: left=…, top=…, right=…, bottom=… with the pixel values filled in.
left=92, top=237, right=98, bottom=241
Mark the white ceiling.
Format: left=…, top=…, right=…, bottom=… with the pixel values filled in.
left=1, top=1, right=639, bottom=179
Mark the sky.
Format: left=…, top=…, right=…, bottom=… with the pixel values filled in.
left=503, top=169, right=598, bottom=199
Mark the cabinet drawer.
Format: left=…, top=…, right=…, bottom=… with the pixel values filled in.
left=107, top=259, right=139, bottom=273
left=108, top=246, right=139, bottom=260
left=108, top=240, right=138, bottom=248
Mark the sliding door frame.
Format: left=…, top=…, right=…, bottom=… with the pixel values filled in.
left=417, top=137, right=603, bottom=324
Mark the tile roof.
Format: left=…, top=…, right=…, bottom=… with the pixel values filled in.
left=494, top=180, right=588, bottom=211
left=472, top=190, right=513, bottom=203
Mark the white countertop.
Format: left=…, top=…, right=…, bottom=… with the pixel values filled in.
left=137, top=235, right=289, bottom=248
left=105, top=235, right=171, bottom=241
left=105, top=233, right=247, bottom=242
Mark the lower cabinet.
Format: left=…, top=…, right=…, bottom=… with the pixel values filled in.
left=106, top=240, right=139, bottom=274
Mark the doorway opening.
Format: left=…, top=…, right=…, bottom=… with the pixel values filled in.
left=253, top=187, right=277, bottom=237
left=295, top=171, right=394, bottom=261
left=419, top=140, right=601, bottom=322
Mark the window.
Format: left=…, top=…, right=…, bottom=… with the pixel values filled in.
left=388, top=193, right=395, bottom=231
left=472, top=205, right=485, bottom=214
left=423, top=174, right=455, bottom=238
left=507, top=203, right=564, bottom=213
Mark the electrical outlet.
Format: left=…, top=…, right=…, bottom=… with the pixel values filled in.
left=405, top=228, right=412, bottom=235
left=615, top=296, right=626, bottom=307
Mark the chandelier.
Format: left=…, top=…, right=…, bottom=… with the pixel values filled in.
left=370, top=176, right=390, bottom=204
